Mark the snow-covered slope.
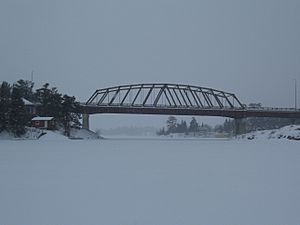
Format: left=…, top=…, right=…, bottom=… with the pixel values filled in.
left=38, top=130, right=69, bottom=140
left=0, top=127, right=46, bottom=140
left=237, top=125, right=300, bottom=140
left=0, top=127, right=102, bottom=140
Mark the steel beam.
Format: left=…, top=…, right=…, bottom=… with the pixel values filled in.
left=120, top=87, right=131, bottom=105
left=97, top=90, right=109, bottom=105
left=202, top=92, right=213, bottom=107
left=192, top=90, right=204, bottom=108
left=163, top=89, right=172, bottom=106
left=166, top=87, right=177, bottom=107
left=86, top=90, right=99, bottom=104
left=188, top=87, right=200, bottom=108
left=172, top=88, right=183, bottom=106
left=109, top=87, right=121, bottom=105
left=177, top=85, right=189, bottom=107
left=184, top=89, right=194, bottom=107
left=142, top=85, right=154, bottom=106
left=132, top=85, right=143, bottom=106
left=153, top=86, right=165, bottom=106
left=221, top=93, right=234, bottom=108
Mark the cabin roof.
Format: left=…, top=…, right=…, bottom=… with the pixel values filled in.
left=31, top=117, right=54, bottom=121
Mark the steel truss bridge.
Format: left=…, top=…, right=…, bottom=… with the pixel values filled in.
left=79, top=83, right=300, bottom=119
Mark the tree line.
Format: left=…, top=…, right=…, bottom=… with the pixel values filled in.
left=0, top=79, right=81, bottom=137
left=215, top=117, right=300, bottom=134
left=157, top=116, right=213, bottom=136
left=157, top=113, right=300, bottom=136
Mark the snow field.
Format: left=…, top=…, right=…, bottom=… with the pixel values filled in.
left=0, top=138, right=299, bottom=225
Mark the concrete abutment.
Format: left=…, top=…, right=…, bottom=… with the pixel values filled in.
left=234, top=118, right=247, bottom=136
left=82, top=114, right=90, bottom=130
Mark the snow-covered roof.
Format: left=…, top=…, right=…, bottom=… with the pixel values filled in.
left=22, top=98, right=35, bottom=105
left=22, top=98, right=41, bottom=106
left=31, top=117, right=54, bottom=121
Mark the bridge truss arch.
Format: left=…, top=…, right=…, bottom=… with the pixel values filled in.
left=86, top=83, right=244, bottom=109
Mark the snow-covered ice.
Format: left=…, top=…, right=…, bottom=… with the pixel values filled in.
left=0, top=138, right=299, bottom=225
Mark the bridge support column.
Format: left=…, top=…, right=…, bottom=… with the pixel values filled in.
left=291, top=118, right=297, bottom=125
left=82, top=114, right=90, bottom=130
left=234, top=118, right=247, bottom=136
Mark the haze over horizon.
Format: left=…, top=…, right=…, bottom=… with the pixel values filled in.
left=1, top=0, right=300, bottom=129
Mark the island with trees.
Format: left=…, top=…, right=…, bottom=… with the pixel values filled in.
left=0, top=79, right=81, bottom=138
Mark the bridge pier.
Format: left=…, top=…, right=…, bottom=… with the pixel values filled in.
left=82, top=114, right=90, bottom=130
left=234, top=118, right=247, bottom=136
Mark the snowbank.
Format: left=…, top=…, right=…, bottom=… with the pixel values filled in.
left=157, top=132, right=221, bottom=139
left=0, top=127, right=46, bottom=140
left=69, top=128, right=102, bottom=140
left=237, top=125, right=300, bottom=140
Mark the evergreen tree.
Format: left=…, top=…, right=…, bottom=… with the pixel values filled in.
left=14, top=79, right=35, bottom=102
left=156, top=127, right=166, bottom=136
left=61, top=94, right=81, bottom=136
left=166, top=116, right=177, bottom=134
left=182, top=120, right=188, bottom=134
left=203, top=123, right=212, bottom=132
left=8, top=87, right=27, bottom=136
left=0, top=82, right=11, bottom=132
left=35, top=83, right=63, bottom=119
left=189, top=117, right=199, bottom=135
left=223, top=119, right=234, bottom=134
left=176, top=120, right=188, bottom=134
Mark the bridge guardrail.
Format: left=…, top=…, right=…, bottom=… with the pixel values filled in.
left=82, top=103, right=246, bottom=110
left=246, top=107, right=300, bottom=112
left=82, top=103, right=300, bottom=112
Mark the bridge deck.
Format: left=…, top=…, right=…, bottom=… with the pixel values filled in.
left=79, top=104, right=300, bottom=119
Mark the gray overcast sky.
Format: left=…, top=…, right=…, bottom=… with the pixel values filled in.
left=1, top=0, right=300, bottom=128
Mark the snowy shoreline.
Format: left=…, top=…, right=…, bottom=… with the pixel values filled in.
left=0, top=127, right=102, bottom=140
left=1, top=125, right=300, bottom=141
left=236, top=125, right=300, bottom=141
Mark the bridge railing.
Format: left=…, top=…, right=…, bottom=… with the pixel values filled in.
left=83, top=102, right=300, bottom=112
left=246, top=106, right=300, bottom=112
left=83, top=102, right=245, bottom=110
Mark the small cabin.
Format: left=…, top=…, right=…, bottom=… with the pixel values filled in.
left=31, top=117, right=56, bottom=130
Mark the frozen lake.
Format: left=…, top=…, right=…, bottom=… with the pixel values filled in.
left=0, top=138, right=300, bottom=225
